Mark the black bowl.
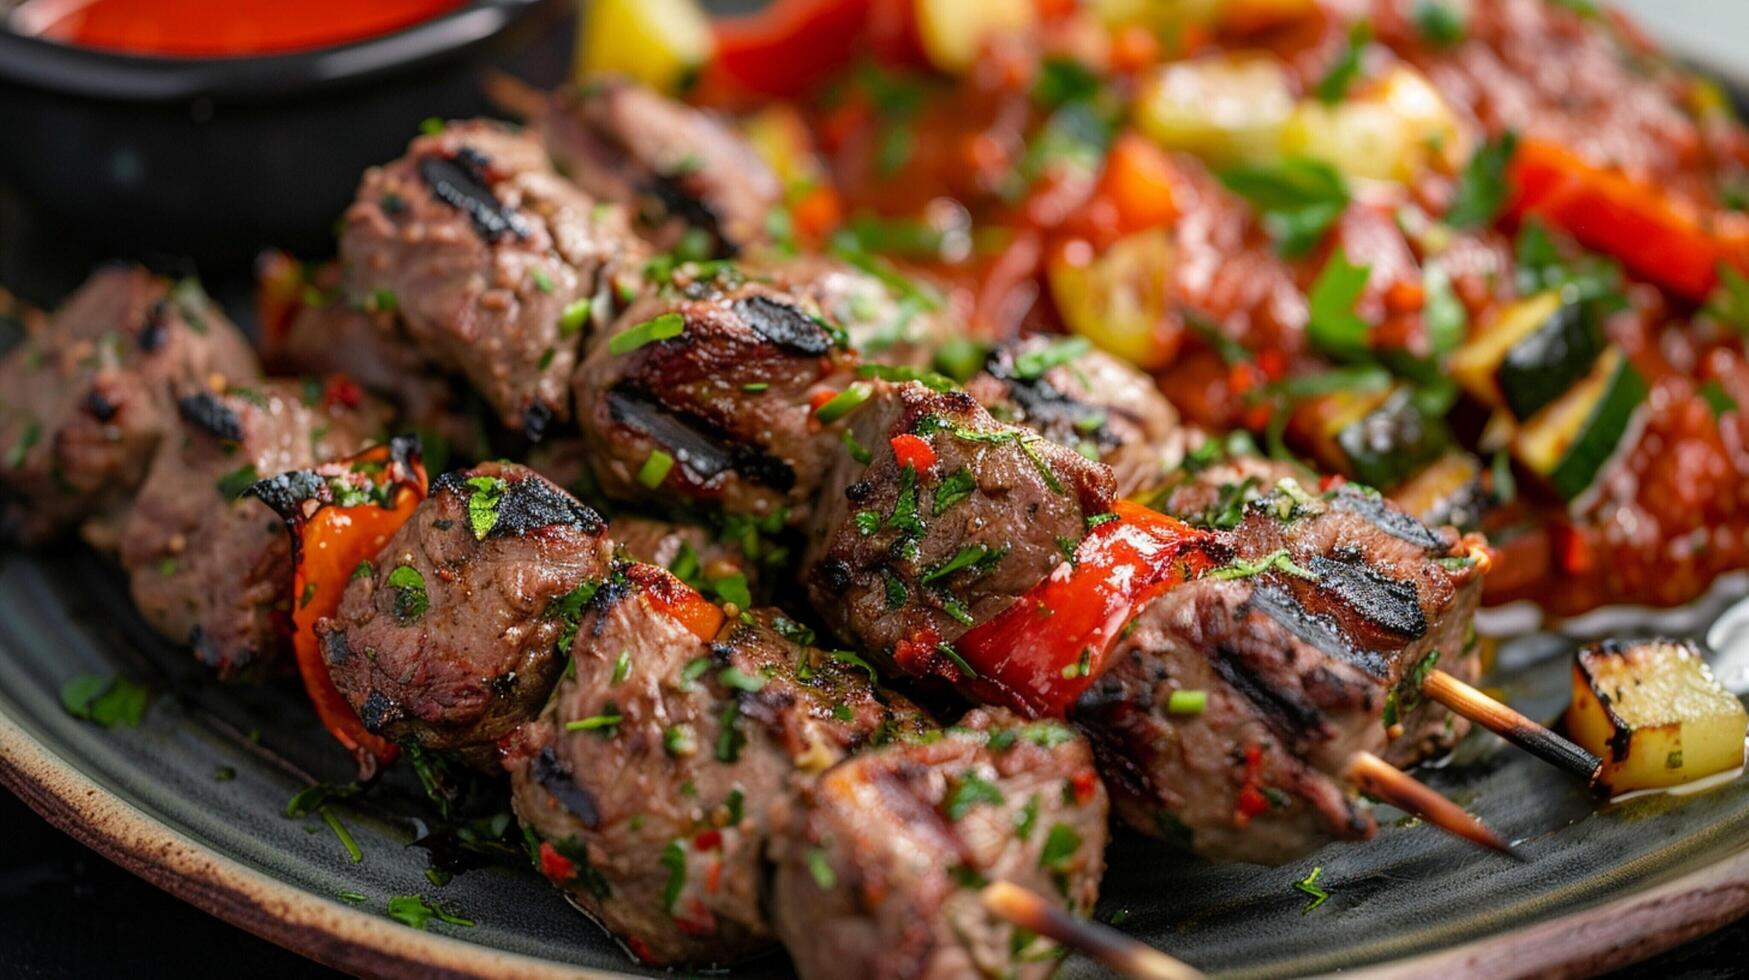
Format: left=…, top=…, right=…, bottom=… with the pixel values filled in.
left=0, top=0, right=550, bottom=275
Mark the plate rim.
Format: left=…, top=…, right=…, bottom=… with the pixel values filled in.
left=0, top=706, right=623, bottom=980
left=6, top=701, right=1749, bottom=980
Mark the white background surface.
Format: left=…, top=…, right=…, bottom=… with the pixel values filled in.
left=1614, top=0, right=1749, bottom=87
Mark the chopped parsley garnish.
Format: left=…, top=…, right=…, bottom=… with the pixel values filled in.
left=1208, top=549, right=1319, bottom=581
left=855, top=510, right=882, bottom=535
left=320, top=806, right=363, bottom=863
left=565, top=714, right=623, bottom=733
left=387, top=565, right=429, bottom=623
left=1706, top=264, right=1749, bottom=335
left=933, top=469, right=978, bottom=513
left=637, top=449, right=675, bottom=489
left=1015, top=795, right=1040, bottom=840
left=1167, top=690, right=1208, bottom=715
left=884, top=570, right=909, bottom=609
left=814, top=382, right=872, bottom=422
left=806, top=847, right=837, bottom=890
left=661, top=841, right=687, bottom=911
left=6, top=420, right=41, bottom=469
left=1412, top=0, right=1466, bottom=45
left=612, top=649, right=632, bottom=684
left=664, top=724, right=698, bottom=757
left=1306, top=249, right=1373, bottom=361
left=216, top=463, right=260, bottom=500
left=946, top=771, right=1006, bottom=820
left=558, top=297, right=591, bottom=336
left=1039, top=823, right=1083, bottom=870
left=827, top=649, right=879, bottom=683
left=284, top=781, right=361, bottom=818
left=607, top=312, right=685, bottom=355
left=920, top=544, right=1007, bottom=585
left=742, top=381, right=770, bottom=392
left=1295, top=866, right=1330, bottom=913
left=1446, top=131, right=1518, bottom=229
left=1060, top=647, right=1093, bottom=679
left=933, top=337, right=991, bottom=382
left=60, top=674, right=149, bottom=728
left=530, top=268, right=554, bottom=293
left=709, top=573, right=752, bottom=610
left=936, top=641, right=979, bottom=679
left=716, top=700, right=744, bottom=762
left=1218, top=157, right=1350, bottom=258
left=1701, top=380, right=1738, bottom=418
left=464, top=475, right=506, bottom=540
left=387, top=894, right=474, bottom=930
left=886, top=463, right=925, bottom=539
left=842, top=428, right=873, bottom=464
left=337, top=889, right=368, bottom=904
left=1012, top=336, right=1091, bottom=379
left=718, top=665, right=766, bottom=693
left=1033, top=57, right=1101, bottom=109
left=1421, top=260, right=1467, bottom=355
left=680, top=656, right=713, bottom=688
left=1315, top=20, right=1372, bottom=104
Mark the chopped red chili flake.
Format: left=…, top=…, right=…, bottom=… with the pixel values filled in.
left=538, top=840, right=576, bottom=882
left=889, top=433, right=937, bottom=471
left=693, top=828, right=723, bottom=851
left=1069, top=768, right=1099, bottom=806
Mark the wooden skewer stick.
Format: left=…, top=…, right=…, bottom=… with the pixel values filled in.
left=1346, top=751, right=1520, bottom=859
left=1421, top=668, right=1603, bottom=783
left=980, top=881, right=1205, bottom=980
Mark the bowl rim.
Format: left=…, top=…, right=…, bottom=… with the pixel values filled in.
left=0, top=0, right=543, bottom=104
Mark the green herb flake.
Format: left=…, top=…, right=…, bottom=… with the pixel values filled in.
left=216, top=463, right=260, bottom=500
left=933, top=469, right=978, bottom=513
left=337, top=889, right=368, bottom=904
left=806, top=847, right=837, bottom=890
left=1306, top=249, right=1374, bottom=360
left=1218, top=157, right=1350, bottom=258
left=1295, top=866, right=1330, bottom=913
left=718, top=665, right=767, bottom=693
left=6, top=420, right=41, bottom=469
left=565, top=714, right=624, bottom=733
left=921, top=544, right=1007, bottom=585
left=716, top=700, right=744, bottom=762
left=1012, top=336, right=1091, bottom=379
left=1701, top=380, right=1738, bottom=419
left=1207, top=548, right=1319, bottom=581
left=661, top=841, right=687, bottom=911
left=946, top=772, right=1007, bottom=820
left=814, top=382, right=872, bottom=422
left=1446, top=131, right=1518, bottom=229
left=1422, top=260, right=1467, bottom=355
left=1039, top=823, right=1083, bottom=870
left=1167, top=690, right=1208, bottom=715
left=842, top=428, right=874, bottom=464
left=611, top=649, right=632, bottom=684
left=632, top=448, right=675, bottom=490
left=608, top=312, right=685, bottom=355
left=1315, top=19, right=1373, bottom=103
left=936, top=642, right=980, bottom=680
left=59, top=674, right=149, bottom=728
left=531, top=268, right=554, bottom=293
left=387, top=564, right=429, bottom=623
left=320, top=806, right=363, bottom=864
left=387, top=894, right=474, bottom=930
left=1412, top=0, right=1466, bottom=45
left=464, top=475, right=507, bottom=540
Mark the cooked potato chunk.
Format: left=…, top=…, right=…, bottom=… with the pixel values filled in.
left=1567, top=639, right=1748, bottom=796
left=1133, top=54, right=1295, bottom=166
left=916, top=0, right=1036, bottom=74
left=1047, top=228, right=1180, bottom=369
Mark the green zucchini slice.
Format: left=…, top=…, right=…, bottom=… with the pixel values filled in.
left=1514, top=347, right=1647, bottom=501
left=1495, top=299, right=1602, bottom=421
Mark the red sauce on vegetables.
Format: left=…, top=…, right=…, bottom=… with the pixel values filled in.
left=13, top=0, right=467, bottom=57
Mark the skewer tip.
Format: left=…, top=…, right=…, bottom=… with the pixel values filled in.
left=980, top=881, right=1204, bottom=980
left=1347, top=751, right=1519, bottom=857
left=1421, top=669, right=1603, bottom=785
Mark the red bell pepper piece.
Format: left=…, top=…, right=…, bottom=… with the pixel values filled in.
left=889, top=433, right=938, bottom=471
left=1507, top=137, right=1740, bottom=301
left=252, top=437, right=428, bottom=778
left=953, top=500, right=1221, bottom=717
left=708, top=0, right=876, bottom=99
left=624, top=563, right=726, bottom=641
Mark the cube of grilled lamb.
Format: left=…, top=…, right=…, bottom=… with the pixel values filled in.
left=966, top=336, right=1185, bottom=496
left=319, top=463, right=615, bottom=757
left=505, top=595, right=931, bottom=967
left=340, top=120, right=644, bottom=438
left=539, top=79, right=782, bottom=256
left=1077, top=473, right=1485, bottom=863
left=259, top=257, right=484, bottom=464
left=572, top=269, right=857, bottom=522
left=0, top=266, right=257, bottom=547
left=117, top=381, right=386, bottom=678
left=1148, top=453, right=1485, bottom=766
left=769, top=707, right=1108, bottom=980
left=803, top=380, right=1115, bottom=680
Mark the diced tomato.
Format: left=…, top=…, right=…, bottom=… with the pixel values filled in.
left=693, top=828, right=724, bottom=851
left=791, top=183, right=844, bottom=243
left=1234, top=744, right=1270, bottom=825
left=1110, top=23, right=1161, bottom=74
left=889, top=433, right=938, bottom=471
left=322, top=374, right=363, bottom=409
left=809, top=389, right=838, bottom=413
left=706, top=859, right=723, bottom=895
left=264, top=440, right=428, bottom=778
left=1069, top=768, right=1099, bottom=805
left=953, top=501, right=1221, bottom=717
left=1100, top=134, right=1179, bottom=236
left=892, top=626, right=944, bottom=676
left=538, top=840, right=577, bottom=882
left=625, top=563, right=726, bottom=640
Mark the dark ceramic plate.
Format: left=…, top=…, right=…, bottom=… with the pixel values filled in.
left=4, top=541, right=1749, bottom=978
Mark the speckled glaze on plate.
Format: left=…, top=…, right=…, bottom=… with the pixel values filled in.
left=4, top=544, right=1749, bottom=979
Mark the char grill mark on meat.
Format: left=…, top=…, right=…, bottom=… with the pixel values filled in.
left=118, top=380, right=386, bottom=678
left=1246, top=583, right=1389, bottom=677
left=341, top=119, right=645, bottom=436
left=320, top=462, right=615, bottom=755
left=1304, top=549, right=1429, bottom=642
left=750, top=254, right=958, bottom=367
left=802, top=379, right=1116, bottom=668
left=574, top=275, right=855, bottom=519
left=0, top=266, right=259, bottom=548
left=1328, top=486, right=1447, bottom=551
left=538, top=79, right=781, bottom=256
left=416, top=147, right=530, bottom=241
left=768, top=708, right=1108, bottom=980
left=605, top=385, right=797, bottom=490
left=966, top=336, right=1184, bottom=497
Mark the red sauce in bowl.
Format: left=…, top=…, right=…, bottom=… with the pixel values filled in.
left=11, top=0, right=469, bottom=57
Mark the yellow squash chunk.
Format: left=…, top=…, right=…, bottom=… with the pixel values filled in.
left=1047, top=228, right=1178, bottom=369
left=1133, top=54, right=1294, bottom=166
left=916, top=0, right=1036, bottom=74
left=574, top=0, right=713, bottom=95
left=1568, top=639, right=1748, bottom=796
left=1280, top=65, right=1472, bottom=184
